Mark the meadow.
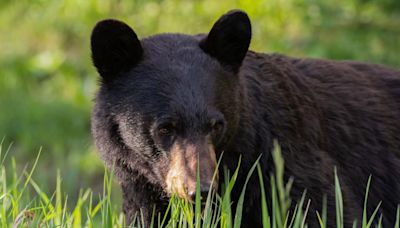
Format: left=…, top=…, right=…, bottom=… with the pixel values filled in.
left=1, top=0, right=400, bottom=227
left=2, top=141, right=399, bottom=227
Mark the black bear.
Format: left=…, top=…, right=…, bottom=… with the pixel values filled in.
left=90, top=10, right=400, bottom=227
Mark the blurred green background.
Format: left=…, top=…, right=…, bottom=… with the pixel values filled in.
left=1, top=0, right=399, bottom=201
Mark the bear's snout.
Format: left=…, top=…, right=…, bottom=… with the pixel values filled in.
left=165, top=139, right=218, bottom=201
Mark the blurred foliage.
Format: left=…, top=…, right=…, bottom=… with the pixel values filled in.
left=0, top=0, right=399, bottom=199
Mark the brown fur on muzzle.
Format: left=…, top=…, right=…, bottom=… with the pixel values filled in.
left=165, top=138, right=218, bottom=200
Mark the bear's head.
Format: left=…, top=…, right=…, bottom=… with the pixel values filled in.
left=91, top=10, right=251, bottom=201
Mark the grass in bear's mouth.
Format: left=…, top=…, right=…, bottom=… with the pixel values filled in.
left=0, top=140, right=399, bottom=228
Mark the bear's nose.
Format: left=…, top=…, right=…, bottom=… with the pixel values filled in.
left=188, top=184, right=211, bottom=202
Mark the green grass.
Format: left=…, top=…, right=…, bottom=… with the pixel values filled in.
left=1, top=140, right=399, bottom=228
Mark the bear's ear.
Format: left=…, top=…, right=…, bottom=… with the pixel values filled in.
left=200, top=10, right=251, bottom=72
left=91, top=19, right=143, bottom=82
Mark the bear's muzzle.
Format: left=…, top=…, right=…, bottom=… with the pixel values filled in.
left=165, top=138, right=218, bottom=201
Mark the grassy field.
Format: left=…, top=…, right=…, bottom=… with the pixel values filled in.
left=1, top=141, right=399, bottom=227
left=1, top=0, right=400, bottom=227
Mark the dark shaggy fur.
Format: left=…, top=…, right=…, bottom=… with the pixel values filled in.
left=90, top=10, right=400, bottom=227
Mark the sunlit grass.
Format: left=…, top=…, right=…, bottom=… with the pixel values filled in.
left=1, top=140, right=399, bottom=227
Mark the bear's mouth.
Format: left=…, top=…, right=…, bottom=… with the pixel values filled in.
left=165, top=139, right=219, bottom=202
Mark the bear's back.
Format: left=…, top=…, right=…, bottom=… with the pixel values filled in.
left=238, top=52, right=400, bottom=226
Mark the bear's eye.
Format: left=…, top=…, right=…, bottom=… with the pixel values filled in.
left=157, top=123, right=176, bottom=136
left=210, top=119, right=225, bottom=134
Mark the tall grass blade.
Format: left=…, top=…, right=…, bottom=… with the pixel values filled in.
left=377, top=214, right=383, bottom=228
left=17, top=148, right=41, bottom=201
left=257, top=164, right=270, bottom=228
left=291, top=190, right=307, bottom=227
left=316, top=195, right=327, bottom=228
left=395, top=205, right=400, bottom=228
left=221, top=157, right=241, bottom=228
left=233, top=155, right=261, bottom=228
left=55, top=170, right=62, bottom=226
left=365, top=201, right=381, bottom=227
left=352, top=220, right=357, bottom=228
left=203, top=154, right=222, bottom=228
left=195, top=154, right=201, bottom=228
left=301, top=199, right=311, bottom=228
left=362, top=175, right=372, bottom=228
left=334, top=168, right=343, bottom=228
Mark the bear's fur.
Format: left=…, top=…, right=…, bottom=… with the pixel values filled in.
left=90, top=10, right=400, bottom=227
